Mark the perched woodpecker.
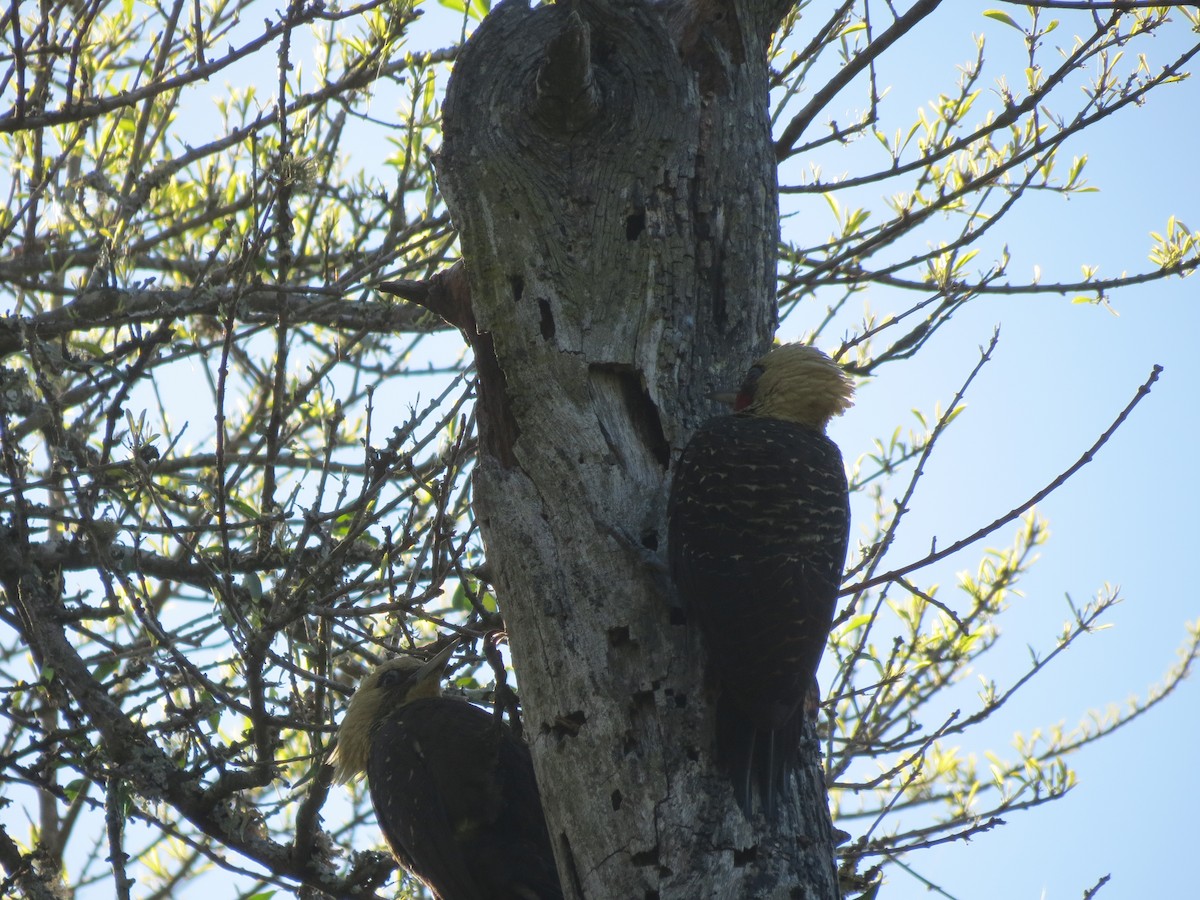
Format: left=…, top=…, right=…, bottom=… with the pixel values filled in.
left=667, top=343, right=854, bottom=819
left=331, top=643, right=563, bottom=900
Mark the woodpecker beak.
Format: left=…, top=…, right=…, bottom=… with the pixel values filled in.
left=412, top=639, right=459, bottom=687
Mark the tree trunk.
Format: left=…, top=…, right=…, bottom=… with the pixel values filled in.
left=436, top=0, right=838, bottom=896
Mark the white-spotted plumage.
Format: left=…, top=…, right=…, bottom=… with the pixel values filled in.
left=668, top=343, right=854, bottom=819
left=332, top=644, right=563, bottom=899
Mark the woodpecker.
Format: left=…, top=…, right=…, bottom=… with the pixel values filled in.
left=331, top=643, right=563, bottom=900
left=667, top=343, right=854, bottom=819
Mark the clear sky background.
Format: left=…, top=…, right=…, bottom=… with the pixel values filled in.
left=390, top=4, right=1200, bottom=897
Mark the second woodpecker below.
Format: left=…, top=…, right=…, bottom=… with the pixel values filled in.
left=667, top=343, right=854, bottom=820
left=331, top=643, right=563, bottom=900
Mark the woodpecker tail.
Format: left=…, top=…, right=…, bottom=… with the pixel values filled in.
left=715, top=695, right=802, bottom=821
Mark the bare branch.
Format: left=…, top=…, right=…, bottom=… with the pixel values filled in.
left=776, top=0, right=945, bottom=161
left=845, top=364, right=1164, bottom=595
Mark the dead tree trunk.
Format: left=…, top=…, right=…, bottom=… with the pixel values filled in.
left=436, top=0, right=838, bottom=896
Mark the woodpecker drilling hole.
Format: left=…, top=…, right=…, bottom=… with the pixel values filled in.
left=733, top=845, right=758, bottom=868
left=631, top=847, right=659, bottom=867
left=548, top=710, right=586, bottom=739
left=538, top=299, right=555, bottom=340
left=625, top=210, right=645, bottom=240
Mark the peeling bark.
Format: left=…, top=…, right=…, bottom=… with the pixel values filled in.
left=437, top=0, right=837, bottom=896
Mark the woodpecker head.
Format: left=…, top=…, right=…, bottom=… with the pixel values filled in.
left=722, top=343, right=854, bottom=431
left=330, top=641, right=457, bottom=783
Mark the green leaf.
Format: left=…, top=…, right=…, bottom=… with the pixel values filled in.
left=423, top=72, right=437, bottom=112
left=63, top=779, right=88, bottom=802
left=227, top=497, right=258, bottom=519
left=842, top=614, right=874, bottom=632
left=73, top=340, right=106, bottom=357
left=241, top=572, right=263, bottom=602
left=438, top=0, right=489, bottom=21
left=823, top=192, right=841, bottom=220
left=450, top=582, right=472, bottom=612
left=92, top=659, right=119, bottom=682
left=983, top=10, right=1021, bottom=31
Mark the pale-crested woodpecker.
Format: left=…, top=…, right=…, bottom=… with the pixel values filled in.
left=667, top=343, right=854, bottom=819
left=331, top=642, right=563, bottom=900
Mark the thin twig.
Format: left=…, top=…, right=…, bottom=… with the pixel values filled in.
left=845, top=364, right=1163, bottom=595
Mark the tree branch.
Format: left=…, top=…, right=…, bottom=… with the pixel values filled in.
left=0, top=285, right=444, bottom=358
left=775, top=0, right=946, bottom=161
left=845, top=364, right=1163, bottom=595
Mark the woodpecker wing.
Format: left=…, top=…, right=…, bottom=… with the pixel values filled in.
left=471, top=716, right=563, bottom=900
left=668, top=414, right=849, bottom=728
left=367, top=696, right=561, bottom=900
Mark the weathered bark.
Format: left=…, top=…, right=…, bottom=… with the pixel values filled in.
left=437, top=0, right=838, bottom=896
